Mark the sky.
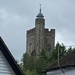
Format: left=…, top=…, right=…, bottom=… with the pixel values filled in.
left=0, top=0, right=75, bottom=61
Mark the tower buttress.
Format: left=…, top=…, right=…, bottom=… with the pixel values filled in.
left=35, top=5, right=45, bottom=55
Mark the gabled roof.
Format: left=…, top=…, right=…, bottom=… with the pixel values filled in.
left=0, top=37, right=24, bottom=75
left=46, top=49, right=75, bottom=72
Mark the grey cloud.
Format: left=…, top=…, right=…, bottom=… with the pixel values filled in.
left=0, top=0, right=75, bottom=60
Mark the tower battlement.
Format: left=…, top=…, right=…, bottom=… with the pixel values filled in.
left=45, top=29, right=55, bottom=36
left=27, top=28, right=35, bottom=37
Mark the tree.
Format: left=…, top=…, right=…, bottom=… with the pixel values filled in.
left=67, top=46, right=73, bottom=53
left=25, top=69, right=38, bottom=75
left=20, top=42, right=67, bottom=75
left=35, top=49, right=48, bottom=75
left=48, top=42, right=66, bottom=63
left=21, top=53, right=35, bottom=71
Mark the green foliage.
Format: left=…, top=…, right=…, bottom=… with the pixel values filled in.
left=25, top=70, right=31, bottom=75
left=39, top=49, right=47, bottom=59
left=20, top=42, right=74, bottom=75
left=35, top=49, right=48, bottom=75
left=22, top=53, right=35, bottom=71
left=67, top=46, right=73, bottom=53
left=48, top=42, right=66, bottom=63
left=23, top=69, right=38, bottom=75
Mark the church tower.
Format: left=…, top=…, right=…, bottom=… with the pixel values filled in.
left=26, top=6, right=55, bottom=56
left=35, top=5, right=45, bottom=55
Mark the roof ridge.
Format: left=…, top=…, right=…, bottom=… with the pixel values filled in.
left=0, top=37, right=24, bottom=75
left=47, top=49, right=75, bottom=69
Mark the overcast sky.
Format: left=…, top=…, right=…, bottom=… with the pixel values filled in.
left=0, top=0, right=75, bottom=61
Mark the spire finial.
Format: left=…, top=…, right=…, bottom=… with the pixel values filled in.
left=39, top=4, right=41, bottom=12
left=36, top=4, right=44, bottom=19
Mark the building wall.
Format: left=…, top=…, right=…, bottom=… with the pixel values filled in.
left=35, top=19, right=45, bottom=55
left=47, top=67, right=75, bottom=75
left=26, top=28, right=55, bottom=56
left=45, top=29, right=55, bottom=52
left=0, top=50, right=16, bottom=75
left=26, top=29, right=35, bottom=55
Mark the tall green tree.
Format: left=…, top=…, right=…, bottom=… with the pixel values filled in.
left=67, top=46, right=73, bottom=53
left=48, top=42, right=66, bottom=63
left=22, top=53, right=35, bottom=71
left=35, top=49, right=48, bottom=75
left=20, top=42, right=68, bottom=75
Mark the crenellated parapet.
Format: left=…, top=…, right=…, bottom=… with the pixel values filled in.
left=27, top=28, right=35, bottom=37
left=45, top=28, right=55, bottom=36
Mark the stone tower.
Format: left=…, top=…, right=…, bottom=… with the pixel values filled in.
left=26, top=7, right=55, bottom=56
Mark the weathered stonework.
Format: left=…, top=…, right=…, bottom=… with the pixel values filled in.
left=26, top=9, right=55, bottom=56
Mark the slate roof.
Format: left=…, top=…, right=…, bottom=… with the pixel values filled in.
left=0, top=37, right=24, bottom=75
left=46, top=49, right=75, bottom=72
left=36, top=8, right=44, bottom=19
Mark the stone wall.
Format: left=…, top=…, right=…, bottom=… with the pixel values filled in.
left=45, top=29, right=55, bottom=52
left=26, top=28, right=36, bottom=55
